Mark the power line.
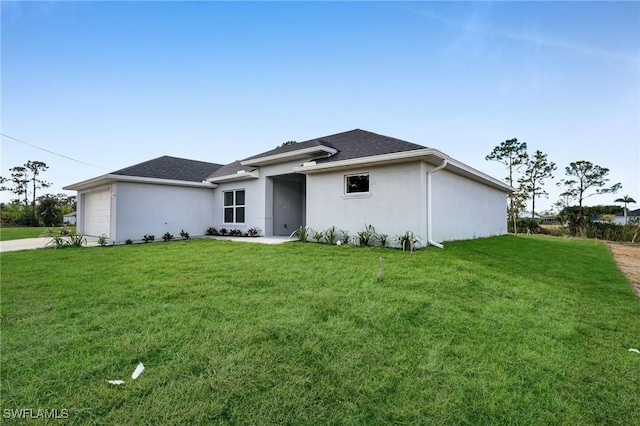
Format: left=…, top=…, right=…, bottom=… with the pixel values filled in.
left=1, top=133, right=108, bottom=170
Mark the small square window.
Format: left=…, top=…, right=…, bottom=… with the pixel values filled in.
left=223, top=190, right=246, bottom=224
left=346, top=174, right=369, bottom=193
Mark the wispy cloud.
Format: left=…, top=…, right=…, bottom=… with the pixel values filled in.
left=415, top=8, right=639, bottom=66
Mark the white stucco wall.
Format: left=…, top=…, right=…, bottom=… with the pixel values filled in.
left=306, top=162, right=427, bottom=240
left=430, top=169, right=508, bottom=242
left=113, top=182, right=216, bottom=242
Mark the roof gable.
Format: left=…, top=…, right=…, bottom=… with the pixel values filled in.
left=111, top=156, right=223, bottom=182
left=240, top=129, right=428, bottom=165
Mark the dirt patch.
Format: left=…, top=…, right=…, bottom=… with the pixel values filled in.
left=608, top=243, right=640, bottom=302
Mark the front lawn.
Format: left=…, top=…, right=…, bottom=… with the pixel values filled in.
left=0, top=226, right=75, bottom=241
left=1, top=236, right=639, bottom=424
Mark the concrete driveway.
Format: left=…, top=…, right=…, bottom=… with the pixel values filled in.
left=0, top=236, right=101, bottom=253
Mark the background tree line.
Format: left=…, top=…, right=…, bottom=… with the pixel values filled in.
left=486, top=139, right=637, bottom=241
left=1, top=161, right=76, bottom=226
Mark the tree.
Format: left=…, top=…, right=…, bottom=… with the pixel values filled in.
left=36, top=196, right=61, bottom=227
left=614, top=195, right=636, bottom=225
left=519, top=150, right=556, bottom=219
left=1, top=166, right=30, bottom=206
left=557, top=161, right=621, bottom=223
left=485, top=138, right=528, bottom=233
left=25, top=161, right=51, bottom=207
left=280, top=140, right=297, bottom=147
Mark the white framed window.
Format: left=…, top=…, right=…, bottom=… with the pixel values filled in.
left=223, top=190, right=245, bottom=223
left=345, top=173, right=369, bottom=194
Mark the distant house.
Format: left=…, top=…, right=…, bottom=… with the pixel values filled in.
left=63, top=212, right=77, bottom=225
left=614, top=208, right=640, bottom=225
left=64, top=129, right=513, bottom=246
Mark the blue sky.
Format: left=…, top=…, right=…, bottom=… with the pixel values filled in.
left=2, top=1, right=638, bottom=212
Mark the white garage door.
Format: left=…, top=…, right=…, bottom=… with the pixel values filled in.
left=85, top=190, right=111, bottom=237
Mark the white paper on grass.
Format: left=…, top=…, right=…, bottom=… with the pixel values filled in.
left=132, top=363, right=145, bottom=379
left=108, top=380, right=125, bottom=385
left=629, top=348, right=640, bottom=354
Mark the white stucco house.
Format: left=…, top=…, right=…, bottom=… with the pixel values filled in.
left=64, top=129, right=513, bottom=246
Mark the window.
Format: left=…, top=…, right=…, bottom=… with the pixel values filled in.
left=223, top=190, right=245, bottom=223
left=345, top=174, right=369, bottom=194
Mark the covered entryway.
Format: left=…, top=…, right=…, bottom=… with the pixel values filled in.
left=84, top=189, right=111, bottom=237
left=271, top=174, right=305, bottom=236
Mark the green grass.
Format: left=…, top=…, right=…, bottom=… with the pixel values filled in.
left=1, top=235, right=639, bottom=425
left=0, top=226, right=75, bottom=241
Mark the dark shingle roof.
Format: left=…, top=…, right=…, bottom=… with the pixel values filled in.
left=207, top=161, right=255, bottom=179
left=240, top=129, right=428, bottom=164
left=111, top=156, right=223, bottom=182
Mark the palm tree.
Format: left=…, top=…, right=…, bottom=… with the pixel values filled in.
left=614, top=195, right=636, bottom=225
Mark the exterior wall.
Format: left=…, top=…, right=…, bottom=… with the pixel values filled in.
left=430, top=169, right=507, bottom=242
left=306, top=162, right=426, bottom=240
left=113, top=182, right=215, bottom=242
left=212, top=159, right=308, bottom=236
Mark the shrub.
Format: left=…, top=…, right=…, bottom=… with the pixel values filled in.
left=377, top=233, right=389, bottom=248
left=219, top=228, right=228, bottom=236
left=340, top=230, right=350, bottom=245
left=162, top=232, right=174, bottom=242
left=125, top=239, right=133, bottom=245
left=395, top=231, right=421, bottom=252
left=98, top=234, right=108, bottom=246
left=313, top=230, right=325, bottom=242
left=143, top=234, right=155, bottom=243
left=67, top=233, right=87, bottom=247
left=206, top=227, right=218, bottom=236
left=248, top=227, right=260, bottom=237
left=291, top=226, right=311, bottom=242
left=180, top=229, right=191, bottom=240
left=230, top=228, right=242, bottom=236
left=355, top=224, right=376, bottom=247
left=322, top=226, right=337, bottom=244
left=512, top=218, right=540, bottom=234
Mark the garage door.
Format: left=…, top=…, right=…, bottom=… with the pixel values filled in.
left=85, top=190, right=111, bottom=237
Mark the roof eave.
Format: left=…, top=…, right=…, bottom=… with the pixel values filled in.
left=207, top=169, right=260, bottom=183
left=63, top=174, right=218, bottom=191
left=241, top=145, right=337, bottom=167
left=294, top=149, right=513, bottom=193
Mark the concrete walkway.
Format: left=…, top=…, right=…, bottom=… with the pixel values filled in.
left=0, top=235, right=295, bottom=252
left=0, top=236, right=101, bottom=253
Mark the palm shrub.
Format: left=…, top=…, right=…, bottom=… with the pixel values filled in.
left=180, top=229, right=191, bottom=240
left=291, top=226, right=311, bottom=242
left=377, top=233, right=389, bottom=248
left=394, top=231, right=421, bottom=251
left=313, top=230, right=325, bottom=242
left=354, top=224, right=376, bottom=247
left=322, top=226, right=337, bottom=244
left=340, top=230, right=350, bottom=245
left=162, top=232, right=174, bottom=242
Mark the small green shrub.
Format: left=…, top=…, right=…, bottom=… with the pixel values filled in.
left=180, top=229, right=191, bottom=240
left=395, top=231, right=421, bottom=251
left=67, top=233, right=87, bottom=248
left=125, top=239, right=133, bottom=245
left=219, top=228, right=228, bottom=236
left=143, top=234, right=155, bottom=243
left=248, top=227, right=260, bottom=237
left=322, top=226, right=337, bottom=244
left=313, top=230, right=325, bottom=242
left=206, top=227, right=218, bottom=236
left=377, top=233, right=389, bottom=248
left=230, top=228, right=242, bottom=236
left=355, top=224, right=376, bottom=247
left=162, top=232, right=174, bottom=242
left=340, top=230, right=350, bottom=244
left=291, top=226, right=311, bottom=242
left=98, top=234, right=108, bottom=246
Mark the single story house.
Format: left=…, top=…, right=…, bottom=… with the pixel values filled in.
left=62, top=211, right=77, bottom=225
left=614, top=208, right=640, bottom=225
left=64, top=129, right=513, bottom=247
